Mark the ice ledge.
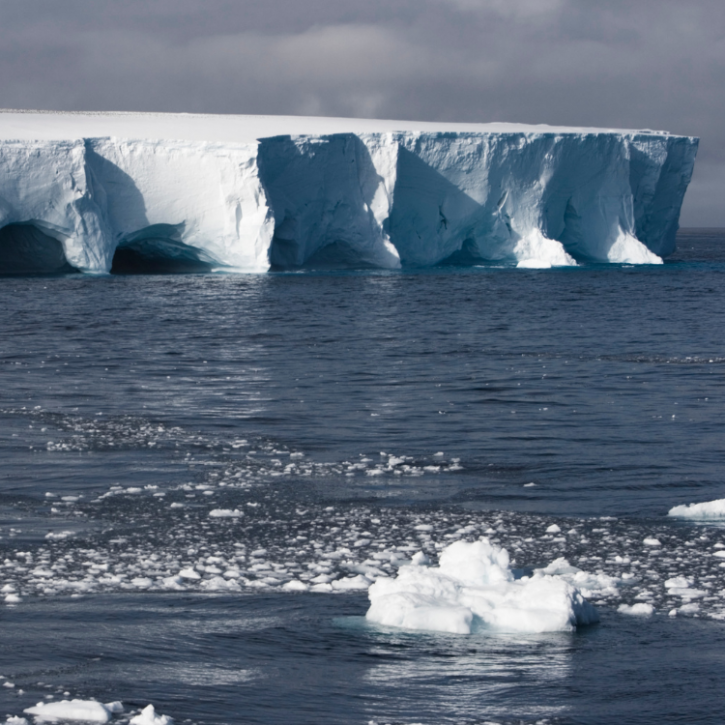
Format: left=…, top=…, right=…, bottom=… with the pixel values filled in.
left=0, top=112, right=698, bottom=274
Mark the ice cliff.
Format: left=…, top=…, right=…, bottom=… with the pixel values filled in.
left=0, top=111, right=698, bottom=274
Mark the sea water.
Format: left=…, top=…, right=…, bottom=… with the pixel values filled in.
left=1, top=229, right=725, bottom=724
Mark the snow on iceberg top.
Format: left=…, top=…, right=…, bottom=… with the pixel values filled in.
left=0, top=108, right=677, bottom=143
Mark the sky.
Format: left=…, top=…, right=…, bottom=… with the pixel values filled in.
left=0, top=0, right=722, bottom=225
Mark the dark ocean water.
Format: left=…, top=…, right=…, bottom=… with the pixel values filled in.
left=1, top=229, right=725, bottom=724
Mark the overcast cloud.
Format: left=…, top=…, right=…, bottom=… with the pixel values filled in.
left=0, top=0, right=722, bottom=224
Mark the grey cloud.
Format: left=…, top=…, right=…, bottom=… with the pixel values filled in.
left=0, top=0, right=722, bottom=224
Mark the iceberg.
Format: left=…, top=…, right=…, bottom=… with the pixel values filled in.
left=0, top=110, right=697, bottom=274
left=365, top=538, right=599, bottom=634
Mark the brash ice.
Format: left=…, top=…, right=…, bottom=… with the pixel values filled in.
left=0, top=110, right=698, bottom=273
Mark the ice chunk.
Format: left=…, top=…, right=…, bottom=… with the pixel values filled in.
left=24, top=700, right=112, bottom=723
left=332, top=575, right=372, bottom=591
left=536, top=558, right=620, bottom=599
left=178, top=568, right=201, bottom=580
left=282, top=580, right=309, bottom=592
left=366, top=539, right=598, bottom=634
left=208, top=509, right=244, bottom=518
left=129, top=705, right=173, bottom=725
left=664, top=576, right=692, bottom=589
left=669, top=498, right=725, bottom=520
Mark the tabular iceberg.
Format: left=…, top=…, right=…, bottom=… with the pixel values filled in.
left=0, top=110, right=697, bottom=274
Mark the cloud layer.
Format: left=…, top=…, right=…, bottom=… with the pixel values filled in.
left=1, top=0, right=722, bottom=224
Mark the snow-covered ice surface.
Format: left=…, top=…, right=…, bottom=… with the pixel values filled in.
left=0, top=110, right=697, bottom=273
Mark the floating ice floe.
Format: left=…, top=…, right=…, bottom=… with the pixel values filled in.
left=668, top=498, right=725, bottom=520
left=23, top=700, right=117, bottom=723
left=366, top=538, right=599, bottom=634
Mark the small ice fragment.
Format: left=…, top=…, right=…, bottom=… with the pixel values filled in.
left=332, top=575, right=371, bottom=591
left=524, top=482, right=536, bottom=488
left=104, top=703, right=123, bottom=715
left=411, top=552, right=430, bottom=566
left=208, top=509, right=243, bottom=518
left=45, top=531, right=75, bottom=541
left=665, top=576, right=691, bottom=590
left=178, top=568, right=201, bottom=580
left=4, top=594, right=22, bottom=604
left=282, top=580, right=309, bottom=592
left=643, top=538, right=661, bottom=547
left=161, top=576, right=186, bottom=590
left=679, top=602, right=700, bottom=615
left=129, top=705, right=173, bottom=725
left=618, top=603, right=654, bottom=616
left=24, top=700, right=112, bottom=723
left=6, top=717, right=29, bottom=725
left=546, top=524, right=561, bottom=534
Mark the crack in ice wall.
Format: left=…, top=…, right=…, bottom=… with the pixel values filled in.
left=0, top=113, right=698, bottom=273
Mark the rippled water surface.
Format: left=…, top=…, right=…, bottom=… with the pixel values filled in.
left=1, top=229, right=725, bottom=724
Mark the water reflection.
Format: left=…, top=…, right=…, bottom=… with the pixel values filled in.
left=354, top=620, right=573, bottom=722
